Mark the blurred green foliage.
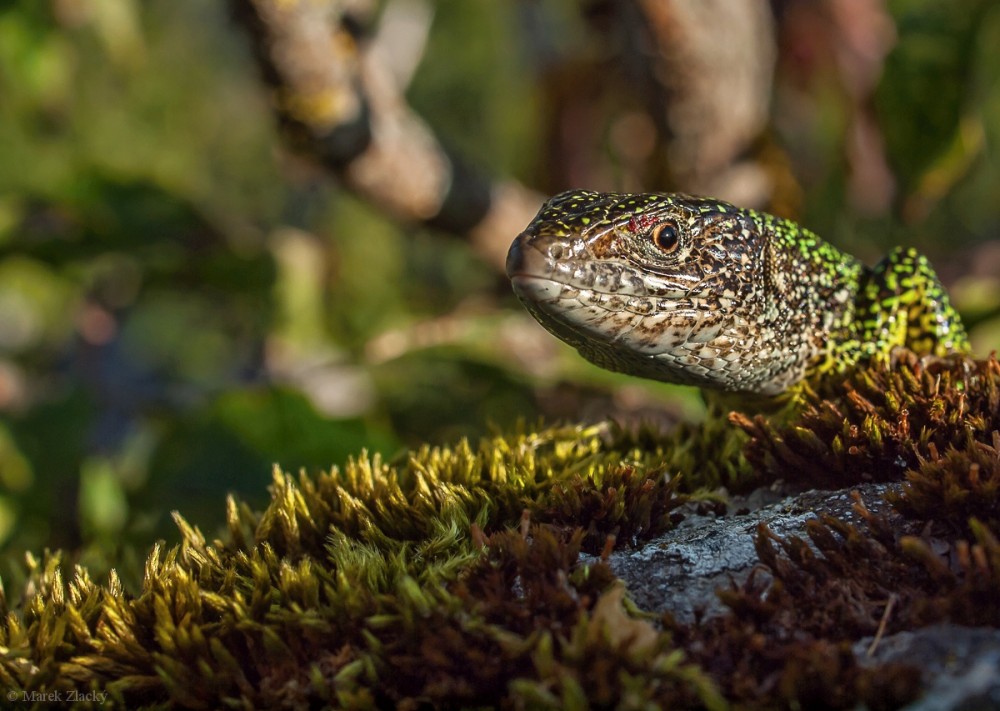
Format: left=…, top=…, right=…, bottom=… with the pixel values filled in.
left=0, top=0, right=998, bottom=577
left=877, top=0, right=987, bottom=192
left=0, top=0, right=563, bottom=568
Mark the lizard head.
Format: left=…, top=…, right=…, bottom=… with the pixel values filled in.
left=506, top=189, right=797, bottom=394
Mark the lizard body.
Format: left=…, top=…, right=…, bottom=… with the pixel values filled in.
left=506, top=190, right=969, bottom=396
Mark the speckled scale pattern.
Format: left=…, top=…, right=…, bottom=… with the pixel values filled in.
left=506, top=190, right=970, bottom=396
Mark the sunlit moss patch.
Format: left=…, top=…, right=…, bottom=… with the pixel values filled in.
left=2, top=353, right=999, bottom=708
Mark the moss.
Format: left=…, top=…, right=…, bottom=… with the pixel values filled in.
left=888, top=431, right=1000, bottom=533
left=732, top=353, right=1000, bottom=491
left=611, top=410, right=755, bottom=491
left=0, top=425, right=694, bottom=708
left=1, top=352, right=999, bottom=708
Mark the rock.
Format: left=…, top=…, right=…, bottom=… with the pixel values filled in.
left=860, top=625, right=1000, bottom=711
left=601, top=481, right=901, bottom=622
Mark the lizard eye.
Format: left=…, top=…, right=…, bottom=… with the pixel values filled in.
left=651, top=222, right=680, bottom=253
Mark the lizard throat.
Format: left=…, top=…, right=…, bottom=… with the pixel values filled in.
left=510, top=272, right=758, bottom=389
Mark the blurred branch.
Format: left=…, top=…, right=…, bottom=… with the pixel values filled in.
left=635, top=0, right=777, bottom=206
left=230, top=0, right=543, bottom=270
left=777, top=0, right=898, bottom=216
left=529, top=0, right=781, bottom=208
left=370, top=0, right=433, bottom=89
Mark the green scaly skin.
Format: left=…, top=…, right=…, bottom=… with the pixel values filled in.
left=506, top=190, right=970, bottom=400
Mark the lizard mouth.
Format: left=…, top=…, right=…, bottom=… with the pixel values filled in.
left=510, top=272, right=696, bottom=303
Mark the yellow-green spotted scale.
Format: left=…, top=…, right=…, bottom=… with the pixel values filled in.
left=506, top=190, right=969, bottom=396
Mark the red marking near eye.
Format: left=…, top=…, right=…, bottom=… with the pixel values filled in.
left=626, top=214, right=657, bottom=233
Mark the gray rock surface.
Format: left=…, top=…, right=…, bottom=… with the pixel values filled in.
left=861, top=626, right=1000, bottom=711
left=603, top=481, right=899, bottom=622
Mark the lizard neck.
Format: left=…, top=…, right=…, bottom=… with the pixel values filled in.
left=753, top=211, right=867, bottom=386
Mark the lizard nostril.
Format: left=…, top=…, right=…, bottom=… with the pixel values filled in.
left=548, top=244, right=565, bottom=260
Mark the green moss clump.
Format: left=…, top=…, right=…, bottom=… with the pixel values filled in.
left=2, top=353, right=1000, bottom=708
left=732, top=353, right=1000, bottom=492
left=611, top=409, right=754, bottom=491
left=369, top=526, right=725, bottom=709
left=888, top=430, right=1000, bottom=533
left=0, top=425, right=696, bottom=708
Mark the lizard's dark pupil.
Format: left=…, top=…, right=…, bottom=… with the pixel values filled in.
left=652, top=223, right=679, bottom=252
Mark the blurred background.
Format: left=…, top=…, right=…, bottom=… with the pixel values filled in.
left=0, top=0, right=998, bottom=578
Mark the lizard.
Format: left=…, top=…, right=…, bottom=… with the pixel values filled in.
left=506, top=190, right=970, bottom=400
